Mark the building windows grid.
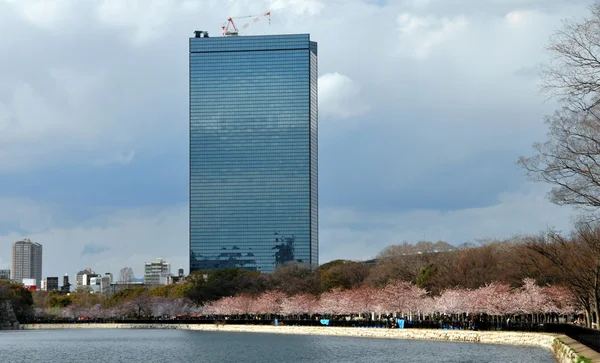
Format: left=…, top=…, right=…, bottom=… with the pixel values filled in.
left=190, top=34, right=317, bottom=272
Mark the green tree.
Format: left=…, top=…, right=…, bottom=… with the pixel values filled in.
left=271, top=263, right=321, bottom=296
left=318, top=260, right=370, bottom=291
left=148, top=284, right=193, bottom=298
left=105, top=286, right=148, bottom=308
left=47, top=294, right=73, bottom=308
left=415, top=262, right=438, bottom=291
left=185, top=268, right=267, bottom=304
left=0, top=281, right=33, bottom=322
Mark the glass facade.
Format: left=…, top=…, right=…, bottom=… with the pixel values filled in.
left=189, top=34, right=318, bottom=273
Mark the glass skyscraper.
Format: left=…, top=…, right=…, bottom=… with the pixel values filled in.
left=189, top=33, right=318, bottom=273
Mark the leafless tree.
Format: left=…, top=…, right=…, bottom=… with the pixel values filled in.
left=541, top=4, right=600, bottom=112
left=519, top=5, right=600, bottom=210
left=525, top=221, right=600, bottom=328
left=367, top=244, right=428, bottom=286
left=519, top=108, right=600, bottom=208
left=119, top=267, right=134, bottom=284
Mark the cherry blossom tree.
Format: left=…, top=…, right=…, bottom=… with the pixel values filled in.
left=319, top=289, right=354, bottom=315
left=60, top=305, right=82, bottom=319
left=122, top=295, right=155, bottom=319
left=232, top=294, right=257, bottom=316
left=541, top=284, right=577, bottom=318
left=380, top=280, right=427, bottom=318
left=102, top=305, right=125, bottom=320
left=202, top=300, right=222, bottom=316
left=434, top=288, right=469, bottom=315
left=280, top=294, right=319, bottom=317
left=516, top=278, right=546, bottom=321
left=345, top=286, right=380, bottom=318
left=209, top=296, right=248, bottom=316
left=251, top=290, right=286, bottom=315
left=81, top=304, right=104, bottom=319
left=473, top=283, right=514, bottom=316
left=39, top=275, right=580, bottom=326
left=150, top=297, right=197, bottom=318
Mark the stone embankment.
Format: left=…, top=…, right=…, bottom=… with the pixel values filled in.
left=0, top=301, right=19, bottom=330
left=21, top=323, right=598, bottom=362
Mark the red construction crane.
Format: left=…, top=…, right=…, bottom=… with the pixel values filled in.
left=222, top=11, right=271, bottom=36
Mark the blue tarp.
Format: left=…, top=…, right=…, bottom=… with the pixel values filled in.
left=397, top=319, right=405, bottom=329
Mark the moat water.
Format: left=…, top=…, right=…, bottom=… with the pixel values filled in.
left=0, top=329, right=555, bottom=362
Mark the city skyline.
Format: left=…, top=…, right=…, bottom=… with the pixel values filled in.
left=0, top=0, right=588, bottom=278
left=189, top=33, right=318, bottom=272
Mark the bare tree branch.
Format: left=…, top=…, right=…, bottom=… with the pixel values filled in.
left=519, top=107, right=600, bottom=208
left=521, top=5, right=600, bottom=211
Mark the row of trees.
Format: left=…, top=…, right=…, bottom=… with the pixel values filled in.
left=44, top=297, right=201, bottom=320
left=203, top=279, right=574, bottom=319
left=30, top=278, right=574, bottom=326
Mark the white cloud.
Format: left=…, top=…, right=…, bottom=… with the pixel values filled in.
left=270, top=0, right=325, bottom=16
left=96, top=0, right=178, bottom=45
left=0, top=79, right=107, bottom=171
left=49, top=68, right=105, bottom=107
left=0, top=102, right=9, bottom=131
left=3, top=0, right=74, bottom=29
left=94, top=150, right=137, bottom=166
left=0, top=198, right=56, bottom=234
left=116, top=150, right=136, bottom=164
left=396, top=13, right=468, bottom=58
left=505, top=10, right=539, bottom=27
left=319, top=72, right=369, bottom=121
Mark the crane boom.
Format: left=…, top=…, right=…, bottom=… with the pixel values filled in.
left=222, top=11, right=271, bottom=36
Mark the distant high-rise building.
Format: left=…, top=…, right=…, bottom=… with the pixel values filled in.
left=100, top=274, right=112, bottom=294
left=144, top=258, right=171, bottom=285
left=0, top=269, right=9, bottom=280
left=189, top=32, right=319, bottom=273
left=61, top=274, right=71, bottom=294
left=12, top=238, right=42, bottom=289
left=75, top=268, right=95, bottom=286
left=82, top=273, right=99, bottom=286
left=41, top=277, right=59, bottom=291
left=89, top=276, right=102, bottom=293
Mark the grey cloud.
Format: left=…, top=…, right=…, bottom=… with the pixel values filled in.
left=81, top=244, right=110, bottom=257
left=513, top=65, right=540, bottom=78
left=319, top=186, right=575, bottom=262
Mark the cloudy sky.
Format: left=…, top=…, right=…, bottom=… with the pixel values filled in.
left=0, top=0, right=591, bottom=280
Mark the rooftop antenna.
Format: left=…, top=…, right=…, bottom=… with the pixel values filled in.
left=222, top=11, right=271, bottom=37
left=193, top=30, right=209, bottom=38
